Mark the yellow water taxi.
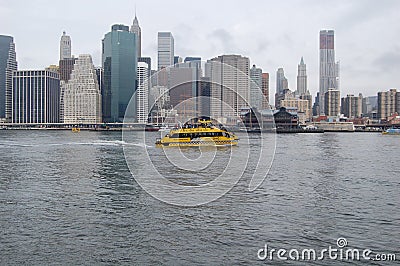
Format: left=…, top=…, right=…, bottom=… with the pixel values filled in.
left=72, top=127, right=80, bottom=132
left=155, top=119, right=238, bottom=147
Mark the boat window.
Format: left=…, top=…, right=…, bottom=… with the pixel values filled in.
left=170, top=134, right=179, bottom=138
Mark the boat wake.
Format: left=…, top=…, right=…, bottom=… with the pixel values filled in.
left=0, top=140, right=154, bottom=148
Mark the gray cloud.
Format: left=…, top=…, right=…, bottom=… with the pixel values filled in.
left=209, top=28, right=233, bottom=43
left=373, top=48, right=400, bottom=72
left=2, top=0, right=400, bottom=98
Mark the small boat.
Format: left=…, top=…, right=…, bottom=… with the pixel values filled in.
left=72, top=127, right=80, bottom=132
left=145, top=124, right=160, bottom=132
left=382, top=128, right=400, bottom=135
left=156, top=119, right=238, bottom=147
left=159, top=125, right=172, bottom=132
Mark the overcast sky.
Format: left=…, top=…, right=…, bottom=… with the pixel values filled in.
left=1, top=0, right=400, bottom=98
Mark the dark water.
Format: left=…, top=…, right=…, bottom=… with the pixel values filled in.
left=0, top=130, right=399, bottom=265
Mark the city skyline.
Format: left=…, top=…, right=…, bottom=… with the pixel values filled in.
left=1, top=0, right=400, bottom=99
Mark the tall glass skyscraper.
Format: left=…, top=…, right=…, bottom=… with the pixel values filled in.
left=319, top=30, right=339, bottom=115
left=102, top=24, right=137, bottom=122
left=0, top=35, right=17, bottom=121
left=157, top=32, right=174, bottom=70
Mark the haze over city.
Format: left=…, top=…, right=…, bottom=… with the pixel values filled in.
left=2, top=0, right=400, bottom=98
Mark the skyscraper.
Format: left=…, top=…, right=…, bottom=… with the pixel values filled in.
left=102, top=24, right=137, bottom=122
left=296, top=57, right=307, bottom=95
left=136, top=62, right=149, bottom=123
left=59, top=58, right=76, bottom=82
left=324, top=88, right=340, bottom=117
left=63, top=55, right=102, bottom=124
left=198, top=77, right=211, bottom=117
left=168, top=65, right=201, bottom=118
left=158, top=32, right=174, bottom=70
left=319, top=30, right=339, bottom=115
left=208, top=54, right=250, bottom=119
left=261, top=73, right=270, bottom=109
left=0, top=35, right=17, bottom=121
left=276, top=68, right=288, bottom=95
left=250, top=64, right=262, bottom=109
left=377, top=89, right=398, bottom=120
left=59, top=31, right=71, bottom=60
left=12, top=70, right=60, bottom=123
left=130, top=15, right=141, bottom=58
left=341, top=93, right=363, bottom=119
left=275, top=68, right=289, bottom=108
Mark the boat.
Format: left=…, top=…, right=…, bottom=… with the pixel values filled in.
left=145, top=124, right=160, bottom=132
left=72, top=127, right=80, bottom=132
left=159, top=125, right=173, bottom=132
left=382, top=128, right=400, bottom=135
left=155, top=119, right=239, bottom=147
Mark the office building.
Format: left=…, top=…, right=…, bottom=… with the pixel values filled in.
left=174, top=56, right=183, bottom=65
left=324, top=88, right=340, bottom=117
left=261, top=73, right=270, bottom=109
left=341, top=94, right=363, bottom=118
left=184, top=57, right=201, bottom=63
left=275, top=67, right=289, bottom=108
left=102, top=24, right=137, bottom=122
left=63, top=55, right=102, bottom=124
left=138, top=57, right=151, bottom=75
left=0, top=35, right=17, bottom=121
left=136, top=62, right=149, bottom=123
left=158, top=32, right=174, bottom=70
left=296, top=57, right=307, bottom=96
left=377, top=89, right=398, bottom=120
left=12, top=70, right=60, bottom=123
left=60, top=31, right=71, bottom=60
left=130, top=15, right=141, bottom=58
left=300, top=92, right=312, bottom=116
left=319, top=30, right=339, bottom=115
left=362, top=96, right=376, bottom=117
left=250, top=64, right=262, bottom=109
left=198, top=77, right=211, bottom=117
left=280, top=98, right=311, bottom=123
left=168, top=65, right=201, bottom=118
left=183, top=57, right=201, bottom=69
left=313, top=92, right=320, bottom=116
left=207, top=54, right=250, bottom=120
left=276, top=67, right=288, bottom=95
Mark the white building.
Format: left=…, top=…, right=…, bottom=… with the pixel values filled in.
left=157, top=32, right=174, bottom=70
left=0, top=35, right=17, bottom=122
left=136, top=62, right=149, bottom=123
left=207, top=55, right=250, bottom=120
left=59, top=31, right=71, bottom=60
left=63, top=54, right=102, bottom=124
left=250, top=64, right=263, bottom=110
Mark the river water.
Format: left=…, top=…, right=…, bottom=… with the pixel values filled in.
left=0, top=130, right=399, bottom=265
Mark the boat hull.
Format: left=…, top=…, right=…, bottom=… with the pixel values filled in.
left=156, top=140, right=238, bottom=147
